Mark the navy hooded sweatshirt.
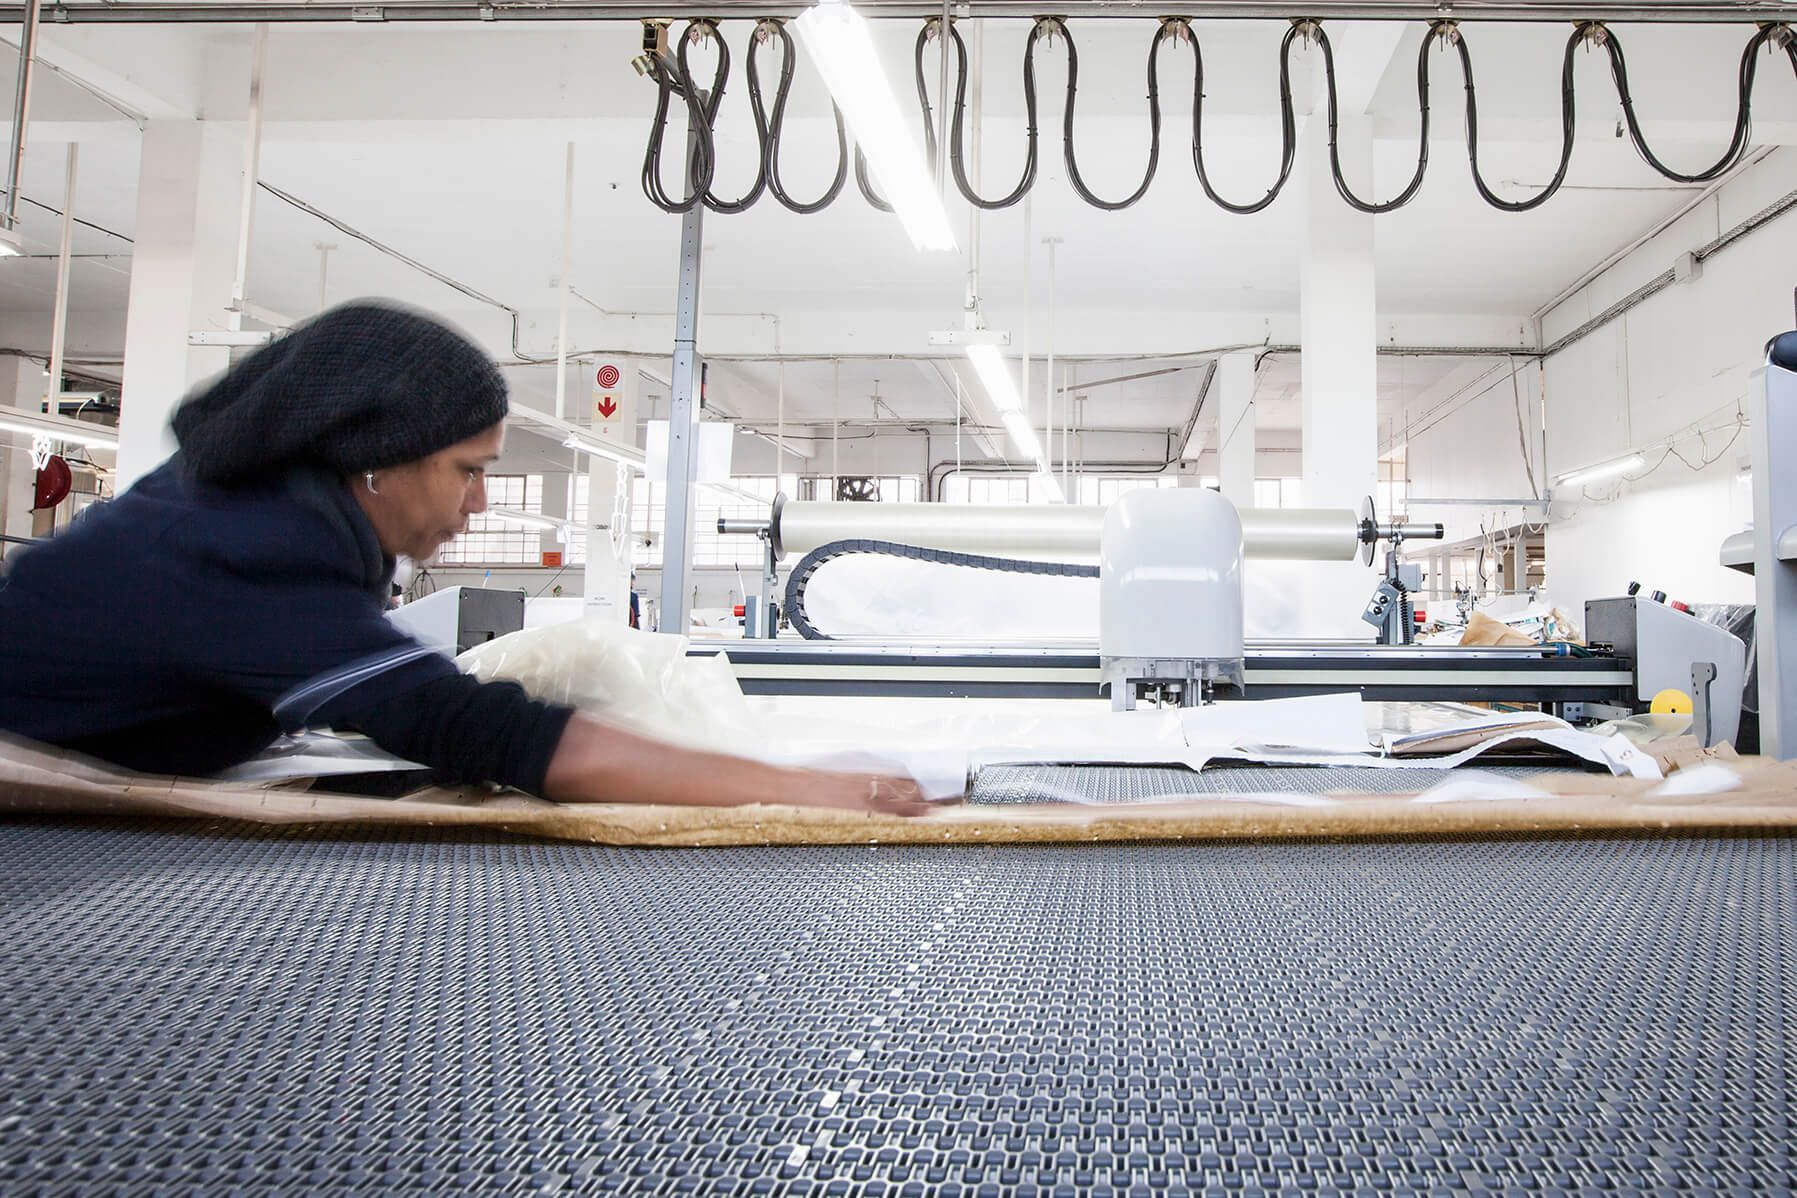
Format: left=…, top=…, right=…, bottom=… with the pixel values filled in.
left=0, top=459, right=573, bottom=791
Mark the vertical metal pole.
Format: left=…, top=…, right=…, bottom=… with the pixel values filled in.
left=554, top=141, right=575, bottom=420
left=1753, top=354, right=1797, bottom=757
left=934, top=0, right=950, bottom=191
left=315, top=242, right=334, bottom=311
left=45, top=141, right=74, bottom=411
left=657, top=106, right=706, bottom=636
left=3, top=0, right=41, bottom=237
left=760, top=535, right=778, bottom=640
left=964, top=20, right=981, bottom=324
left=227, top=23, right=269, bottom=329
left=1044, top=236, right=1059, bottom=485
left=1020, top=190, right=1030, bottom=461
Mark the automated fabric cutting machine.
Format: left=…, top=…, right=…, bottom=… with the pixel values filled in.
left=712, top=488, right=1748, bottom=746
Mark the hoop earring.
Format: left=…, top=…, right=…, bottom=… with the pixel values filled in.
left=364, top=472, right=380, bottom=496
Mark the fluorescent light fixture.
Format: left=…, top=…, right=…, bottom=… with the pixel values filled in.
left=0, top=226, right=22, bottom=259
left=794, top=0, right=956, bottom=252
left=1000, top=412, right=1066, bottom=503
left=485, top=506, right=564, bottom=532
left=563, top=431, right=646, bottom=471
left=0, top=415, right=119, bottom=451
left=1000, top=410, right=1043, bottom=461
left=1554, top=453, right=1645, bottom=489
left=967, top=344, right=1023, bottom=414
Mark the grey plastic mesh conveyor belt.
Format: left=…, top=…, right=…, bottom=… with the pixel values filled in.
left=1, top=817, right=1793, bottom=1195
left=970, top=763, right=1570, bottom=803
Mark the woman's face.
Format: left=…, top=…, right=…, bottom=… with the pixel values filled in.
left=354, top=423, right=505, bottom=561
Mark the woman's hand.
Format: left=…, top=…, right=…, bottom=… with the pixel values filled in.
left=541, top=713, right=942, bottom=816
left=776, top=769, right=935, bottom=817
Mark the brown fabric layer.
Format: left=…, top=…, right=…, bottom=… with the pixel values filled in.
left=4, top=736, right=1796, bottom=848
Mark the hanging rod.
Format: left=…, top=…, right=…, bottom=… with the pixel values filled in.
left=4, top=2, right=1794, bottom=25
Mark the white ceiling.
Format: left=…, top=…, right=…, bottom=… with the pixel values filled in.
left=1, top=12, right=1791, bottom=442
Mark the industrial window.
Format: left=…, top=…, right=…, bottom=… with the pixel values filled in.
left=941, top=475, right=1038, bottom=504
left=1076, top=476, right=1178, bottom=506
left=436, top=474, right=545, bottom=566
left=611, top=476, right=784, bottom=569
left=798, top=475, right=920, bottom=503
left=1253, top=477, right=1305, bottom=509
left=564, top=473, right=635, bottom=567
left=1378, top=451, right=1409, bottom=520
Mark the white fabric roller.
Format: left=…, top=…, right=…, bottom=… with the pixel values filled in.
left=774, top=500, right=1360, bottom=563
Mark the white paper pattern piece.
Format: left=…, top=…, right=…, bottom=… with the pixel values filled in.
left=1180, top=694, right=1372, bottom=754
left=1410, top=775, right=1551, bottom=805
left=1649, top=762, right=1743, bottom=797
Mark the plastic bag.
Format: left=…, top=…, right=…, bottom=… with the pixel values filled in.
left=457, top=619, right=762, bottom=755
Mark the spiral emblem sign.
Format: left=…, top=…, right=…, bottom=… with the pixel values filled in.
left=596, top=364, right=621, bottom=389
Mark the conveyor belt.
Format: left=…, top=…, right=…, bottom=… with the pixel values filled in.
left=971, top=762, right=1571, bottom=803
left=1, top=817, right=1793, bottom=1194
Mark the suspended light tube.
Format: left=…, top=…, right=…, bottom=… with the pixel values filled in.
left=562, top=431, right=647, bottom=471
left=1554, top=453, right=1645, bottom=489
left=793, top=0, right=956, bottom=252
left=0, top=414, right=118, bottom=450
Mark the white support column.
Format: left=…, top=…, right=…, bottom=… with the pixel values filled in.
left=116, top=120, right=246, bottom=491
left=1295, top=106, right=1381, bottom=636
left=2, top=357, right=46, bottom=542
left=584, top=356, right=638, bottom=623
left=1298, top=112, right=1379, bottom=510
left=1216, top=350, right=1256, bottom=508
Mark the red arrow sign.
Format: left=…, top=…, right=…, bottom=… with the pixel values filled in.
left=597, top=397, right=618, bottom=419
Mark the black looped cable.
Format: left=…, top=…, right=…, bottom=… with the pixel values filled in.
left=1454, top=23, right=1580, bottom=212
left=762, top=20, right=851, bottom=213
left=681, top=19, right=768, bottom=215
left=854, top=145, right=896, bottom=212
left=1601, top=21, right=1777, bottom=185
left=1058, top=16, right=1169, bottom=212
left=640, top=23, right=722, bottom=214
left=645, top=17, right=1797, bottom=219
left=942, top=18, right=1043, bottom=210
left=854, top=19, right=946, bottom=211
left=1319, top=21, right=1433, bottom=214
left=784, top=539, right=1098, bottom=641
left=1190, top=21, right=1300, bottom=214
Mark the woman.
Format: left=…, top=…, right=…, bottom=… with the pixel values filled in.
left=0, top=302, right=929, bottom=816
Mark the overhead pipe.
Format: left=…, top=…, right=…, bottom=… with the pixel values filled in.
left=3, top=0, right=43, bottom=248
left=2, top=2, right=1791, bottom=23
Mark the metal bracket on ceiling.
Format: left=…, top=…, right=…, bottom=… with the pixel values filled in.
left=1290, top=17, right=1322, bottom=47
left=1577, top=21, right=1611, bottom=49
left=632, top=18, right=670, bottom=75
left=349, top=7, right=386, bottom=22
left=1157, top=16, right=1193, bottom=44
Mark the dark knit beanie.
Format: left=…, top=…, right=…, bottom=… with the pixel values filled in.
left=172, top=301, right=509, bottom=486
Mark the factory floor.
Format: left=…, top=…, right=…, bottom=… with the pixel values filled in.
left=1, top=816, right=1791, bottom=1195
